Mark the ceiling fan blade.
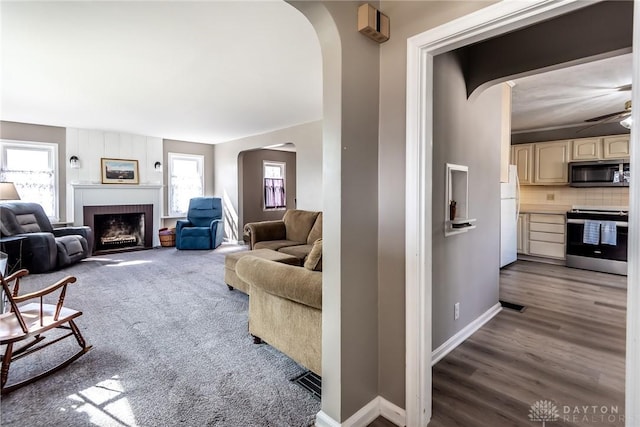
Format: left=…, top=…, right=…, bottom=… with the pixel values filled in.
left=617, top=84, right=632, bottom=92
left=578, top=111, right=631, bottom=133
left=584, top=110, right=627, bottom=122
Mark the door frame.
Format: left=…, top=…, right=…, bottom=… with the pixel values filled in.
left=405, top=0, right=640, bottom=425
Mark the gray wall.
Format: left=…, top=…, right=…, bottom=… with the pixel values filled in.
left=432, top=51, right=501, bottom=346
left=213, top=120, right=321, bottom=242
left=377, top=0, right=497, bottom=407
left=162, top=138, right=215, bottom=225
left=0, top=120, right=68, bottom=220
left=239, top=149, right=296, bottom=226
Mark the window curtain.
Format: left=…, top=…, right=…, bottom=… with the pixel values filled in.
left=170, top=174, right=203, bottom=215
left=0, top=169, right=56, bottom=217
left=264, top=178, right=285, bottom=209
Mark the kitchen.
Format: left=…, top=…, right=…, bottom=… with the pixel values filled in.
left=500, top=53, right=632, bottom=276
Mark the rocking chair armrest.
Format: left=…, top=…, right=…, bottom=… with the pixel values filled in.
left=12, top=276, right=77, bottom=304
left=3, top=269, right=29, bottom=297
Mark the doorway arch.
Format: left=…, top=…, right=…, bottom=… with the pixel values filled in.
left=405, top=1, right=640, bottom=425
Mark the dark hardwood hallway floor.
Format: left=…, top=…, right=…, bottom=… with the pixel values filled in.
left=427, top=260, right=627, bottom=427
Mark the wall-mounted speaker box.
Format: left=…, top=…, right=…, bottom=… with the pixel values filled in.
left=357, top=3, right=390, bottom=43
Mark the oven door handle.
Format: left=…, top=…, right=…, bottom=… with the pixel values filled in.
left=567, top=218, right=629, bottom=227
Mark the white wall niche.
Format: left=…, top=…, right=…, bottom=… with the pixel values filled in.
left=445, top=163, right=476, bottom=236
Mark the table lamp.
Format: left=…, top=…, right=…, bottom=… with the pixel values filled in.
left=0, top=182, right=20, bottom=201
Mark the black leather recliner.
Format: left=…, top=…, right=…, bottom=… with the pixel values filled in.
left=0, top=202, right=93, bottom=273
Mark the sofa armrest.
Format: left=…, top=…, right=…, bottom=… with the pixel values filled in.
left=236, top=256, right=322, bottom=309
left=52, top=226, right=94, bottom=252
left=244, top=221, right=286, bottom=249
left=16, top=232, right=57, bottom=274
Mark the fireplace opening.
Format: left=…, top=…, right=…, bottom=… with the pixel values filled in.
left=83, top=204, right=154, bottom=255
left=95, top=213, right=145, bottom=252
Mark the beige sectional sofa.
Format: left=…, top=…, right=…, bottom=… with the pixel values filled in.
left=236, top=238, right=322, bottom=375
left=244, top=209, right=322, bottom=263
left=235, top=209, right=323, bottom=375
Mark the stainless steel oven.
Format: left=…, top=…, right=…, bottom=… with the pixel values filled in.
left=565, top=207, right=628, bottom=275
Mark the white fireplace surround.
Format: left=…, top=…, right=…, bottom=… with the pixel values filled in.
left=71, top=184, right=163, bottom=247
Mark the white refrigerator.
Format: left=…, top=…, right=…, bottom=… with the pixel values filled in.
left=500, top=165, right=519, bottom=267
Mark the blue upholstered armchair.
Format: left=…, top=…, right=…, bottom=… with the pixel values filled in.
left=175, top=197, right=224, bottom=250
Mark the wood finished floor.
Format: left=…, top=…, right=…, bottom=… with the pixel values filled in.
left=428, top=260, right=627, bottom=427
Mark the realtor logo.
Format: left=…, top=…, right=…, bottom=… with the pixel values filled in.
left=529, top=400, right=560, bottom=426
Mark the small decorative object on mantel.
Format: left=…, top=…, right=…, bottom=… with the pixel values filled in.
left=449, top=200, right=457, bottom=221
left=101, top=158, right=139, bottom=184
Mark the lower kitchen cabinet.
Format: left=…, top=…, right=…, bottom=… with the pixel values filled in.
left=527, top=214, right=566, bottom=260
left=517, top=214, right=528, bottom=254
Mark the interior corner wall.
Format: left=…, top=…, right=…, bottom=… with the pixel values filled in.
left=377, top=0, right=497, bottom=408
left=240, top=149, right=297, bottom=226
left=162, top=139, right=215, bottom=220
left=0, top=120, right=68, bottom=221
left=213, top=121, right=321, bottom=242
left=431, top=51, right=501, bottom=348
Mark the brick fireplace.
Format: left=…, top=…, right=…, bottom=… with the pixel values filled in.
left=84, top=204, right=153, bottom=254
left=71, top=184, right=163, bottom=249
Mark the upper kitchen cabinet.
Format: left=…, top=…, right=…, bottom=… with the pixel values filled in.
left=603, top=135, right=630, bottom=159
left=534, top=140, right=570, bottom=184
left=571, top=137, right=602, bottom=161
left=511, top=143, right=533, bottom=184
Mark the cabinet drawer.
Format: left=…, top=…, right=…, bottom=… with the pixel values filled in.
left=529, top=222, right=565, bottom=234
left=529, top=241, right=565, bottom=259
left=530, top=231, right=565, bottom=244
left=529, top=214, right=565, bottom=224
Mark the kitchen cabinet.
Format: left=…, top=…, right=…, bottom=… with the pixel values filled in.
left=534, top=140, right=570, bottom=184
left=511, top=144, right=533, bottom=185
left=571, top=138, right=602, bottom=161
left=527, top=213, right=565, bottom=259
left=603, top=135, right=630, bottom=159
left=517, top=213, right=528, bottom=254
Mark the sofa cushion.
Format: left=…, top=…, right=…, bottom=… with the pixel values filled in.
left=279, top=244, right=313, bottom=261
left=306, top=212, right=322, bottom=244
left=56, top=235, right=88, bottom=267
left=254, top=240, right=303, bottom=251
left=16, top=214, right=41, bottom=233
left=304, top=239, right=322, bottom=272
left=283, top=210, right=320, bottom=243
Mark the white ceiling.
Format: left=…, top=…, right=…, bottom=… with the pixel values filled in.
left=511, top=53, right=633, bottom=133
left=0, top=1, right=322, bottom=144
left=2, top=2, right=632, bottom=143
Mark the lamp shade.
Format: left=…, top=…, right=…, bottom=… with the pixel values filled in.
left=0, top=182, right=20, bottom=200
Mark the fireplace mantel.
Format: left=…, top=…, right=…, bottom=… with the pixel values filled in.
left=71, top=184, right=163, bottom=247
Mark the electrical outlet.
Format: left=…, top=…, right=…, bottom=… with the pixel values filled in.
left=454, top=302, right=460, bottom=320
left=546, top=193, right=555, bottom=201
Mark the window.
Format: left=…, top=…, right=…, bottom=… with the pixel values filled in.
left=264, top=161, right=286, bottom=210
left=168, top=153, right=204, bottom=217
left=0, top=140, right=58, bottom=219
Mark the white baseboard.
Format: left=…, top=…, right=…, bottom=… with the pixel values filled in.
left=316, top=396, right=406, bottom=427
left=380, top=398, right=406, bottom=426
left=431, top=302, right=502, bottom=366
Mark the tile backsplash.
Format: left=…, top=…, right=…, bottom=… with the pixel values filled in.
left=520, top=185, right=629, bottom=208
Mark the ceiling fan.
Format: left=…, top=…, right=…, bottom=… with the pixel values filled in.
left=582, top=83, right=633, bottom=129
left=584, top=99, right=632, bottom=125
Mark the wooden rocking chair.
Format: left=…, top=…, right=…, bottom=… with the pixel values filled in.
left=0, top=269, right=92, bottom=395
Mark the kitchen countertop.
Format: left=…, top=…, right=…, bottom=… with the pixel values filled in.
left=519, top=204, right=572, bottom=215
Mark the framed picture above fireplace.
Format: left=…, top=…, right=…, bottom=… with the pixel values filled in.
left=101, top=158, right=139, bottom=184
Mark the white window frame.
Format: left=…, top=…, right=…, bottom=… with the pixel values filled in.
left=0, top=139, right=59, bottom=220
left=263, top=161, right=286, bottom=211
left=168, top=152, right=204, bottom=217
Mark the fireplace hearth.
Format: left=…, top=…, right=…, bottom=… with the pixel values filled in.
left=83, top=204, right=154, bottom=254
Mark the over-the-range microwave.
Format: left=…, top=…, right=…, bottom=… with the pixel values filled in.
left=569, top=159, right=630, bottom=187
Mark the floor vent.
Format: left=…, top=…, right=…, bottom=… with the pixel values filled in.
left=292, top=371, right=321, bottom=400
left=500, top=300, right=526, bottom=312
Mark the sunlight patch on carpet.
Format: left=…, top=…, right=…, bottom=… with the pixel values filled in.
left=67, top=375, right=137, bottom=427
